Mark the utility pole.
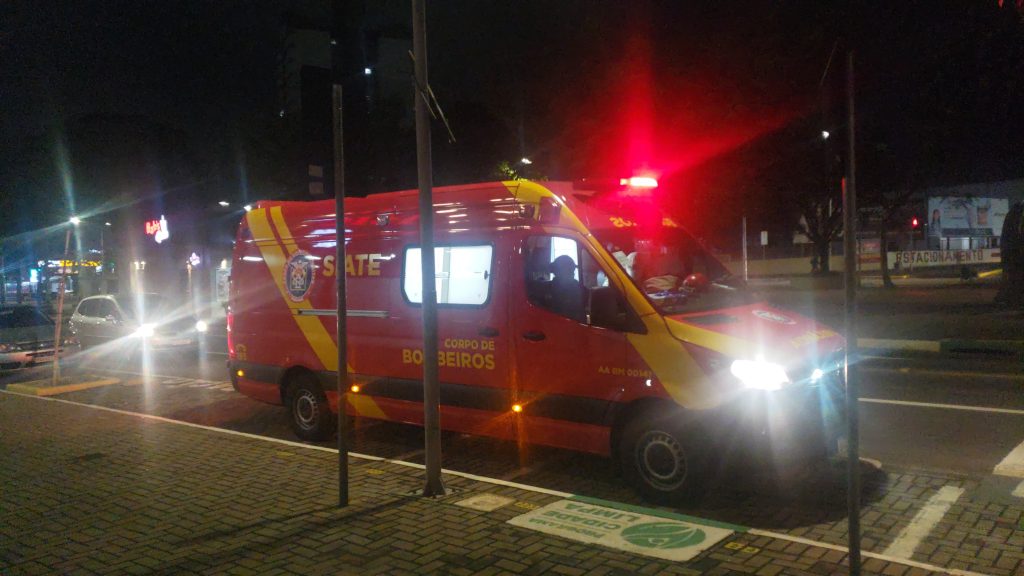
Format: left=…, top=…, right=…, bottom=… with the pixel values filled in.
left=53, top=224, right=74, bottom=385
left=843, top=50, right=862, bottom=576
left=741, top=217, right=748, bottom=283
left=332, top=0, right=350, bottom=508
left=413, top=0, right=445, bottom=497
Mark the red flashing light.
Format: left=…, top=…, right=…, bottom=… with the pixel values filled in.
left=911, top=217, right=920, bottom=228
left=620, top=176, right=658, bottom=189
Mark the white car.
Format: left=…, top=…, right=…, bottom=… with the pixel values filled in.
left=69, top=294, right=207, bottom=351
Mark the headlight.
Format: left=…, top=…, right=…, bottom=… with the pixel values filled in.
left=0, top=343, right=23, bottom=353
left=135, top=324, right=156, bottom=338
left=730, top=359, right=790, bottom=391
left=195, top=320, right=208, bottom=333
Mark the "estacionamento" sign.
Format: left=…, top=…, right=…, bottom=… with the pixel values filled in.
left=893, top=248, right=999, bottom=267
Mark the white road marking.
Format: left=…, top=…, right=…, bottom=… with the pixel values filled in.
left=94, top=368, right=231, bottom=387
left=746, top=528, right=988, bottom=576
left=860, top=457, right=883, bottom=470
left=0, top=390, right=989, bottom=576
left=1013, top=481, right=1024, bottom=498
left=860, top=397, right=1024, bottom=415
left=882, top=485, right=965, bottom=559
left=993, top=437, right=1024, bottom=479
left=96, top=367, right=225, bottom=381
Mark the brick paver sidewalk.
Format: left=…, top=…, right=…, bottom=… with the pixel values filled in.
left=0, top=392, right=981, bottom=575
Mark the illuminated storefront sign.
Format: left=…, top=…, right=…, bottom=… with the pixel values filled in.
left=145, top=215, right=170, bottom=244
left=40, top=259, right=101, bottom=269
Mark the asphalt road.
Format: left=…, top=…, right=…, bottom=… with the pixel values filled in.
left=5, top=345, right=1021, bottom=481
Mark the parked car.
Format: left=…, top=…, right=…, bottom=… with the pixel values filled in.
left=0, top=304, right=67, bottom=372
left=69, top=294, right=207, bottom=352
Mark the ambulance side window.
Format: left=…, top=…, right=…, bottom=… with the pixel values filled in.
left=403, top=245, right=493, bottom=306
left=525, top=236, right=584, bottom=322
left=525, top=236, right=642, bottom=332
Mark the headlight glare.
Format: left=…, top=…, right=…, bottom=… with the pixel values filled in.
left=730, top=359, right=790, bottom=391
left=135, top=323, right=156, bottom=338
left=195, top=320, right=208, bottom=333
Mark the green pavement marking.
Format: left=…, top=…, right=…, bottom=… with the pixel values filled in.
left=569, top=494, right=748, bottom=532
left=507, top=498, right=736, bottom=562
left=6, top=378, right=121, bottom=397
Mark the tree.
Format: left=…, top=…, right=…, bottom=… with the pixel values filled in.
left=796, top=196, right=843, bottom=274
left=866, top=187, right=918, bottom=288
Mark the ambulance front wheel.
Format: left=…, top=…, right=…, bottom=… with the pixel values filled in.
left=287, top=373, right=335, bottom=442
left=619, top=409, right=709, bottom=506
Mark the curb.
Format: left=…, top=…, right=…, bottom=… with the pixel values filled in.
left=6, top=377, right=122, bottom=397
left=858, top=338, right=1024, bottom=358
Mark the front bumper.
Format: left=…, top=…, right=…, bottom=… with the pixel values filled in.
left=704, top=373, right=846, bottom=469
left=0, top=347, right=64, bottom=372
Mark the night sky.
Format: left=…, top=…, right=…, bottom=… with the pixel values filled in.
left=2, top=1, right=1022, bottom=251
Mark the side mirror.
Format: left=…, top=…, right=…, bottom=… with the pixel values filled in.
left=105, top=314, right=119, bottom=324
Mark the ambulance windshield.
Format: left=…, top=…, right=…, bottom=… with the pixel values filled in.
left=590, top=221, right=750, bottom=315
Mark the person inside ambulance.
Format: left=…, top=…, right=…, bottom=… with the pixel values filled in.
left=548, top=255, right=585, bottom=322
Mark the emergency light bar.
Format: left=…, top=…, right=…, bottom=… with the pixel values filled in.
left=572, top=176, right=660, bottom=194
left=620, top=176, right=658, bottom=188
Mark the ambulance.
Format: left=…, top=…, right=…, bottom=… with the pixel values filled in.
left=228, top=178, right=846, bottom=504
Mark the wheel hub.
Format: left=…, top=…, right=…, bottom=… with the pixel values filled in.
left=294, top=390, right=319, bottom=430
left=637, top=430, right=688, bottom=490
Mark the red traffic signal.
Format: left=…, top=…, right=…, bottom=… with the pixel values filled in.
left=911, top=216, right=920, bottom=229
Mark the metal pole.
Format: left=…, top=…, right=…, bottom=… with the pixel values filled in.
left=843, top=50, right=862, bottom=576
left=101, top=227, right=106, bottom=293
left=53, top=227, right=72, bottom=385
left=413, top=0, right=445, bottom=497
left=741, top=217, right=748, bottom=283
left=333, top=85, right=350, bottom=507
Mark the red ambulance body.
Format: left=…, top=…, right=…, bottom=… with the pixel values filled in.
left=228, top=179, right=846, bottom=503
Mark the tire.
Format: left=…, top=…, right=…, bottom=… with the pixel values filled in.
left=619, top=407, right=709, bottom=506
left=286, top=373, right=335, bottom=441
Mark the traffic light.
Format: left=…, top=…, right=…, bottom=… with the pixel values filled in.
left=911, top=216, right=920, bottom=229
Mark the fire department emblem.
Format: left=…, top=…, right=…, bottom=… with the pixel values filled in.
left=284, top=251, right=315, bottom=302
